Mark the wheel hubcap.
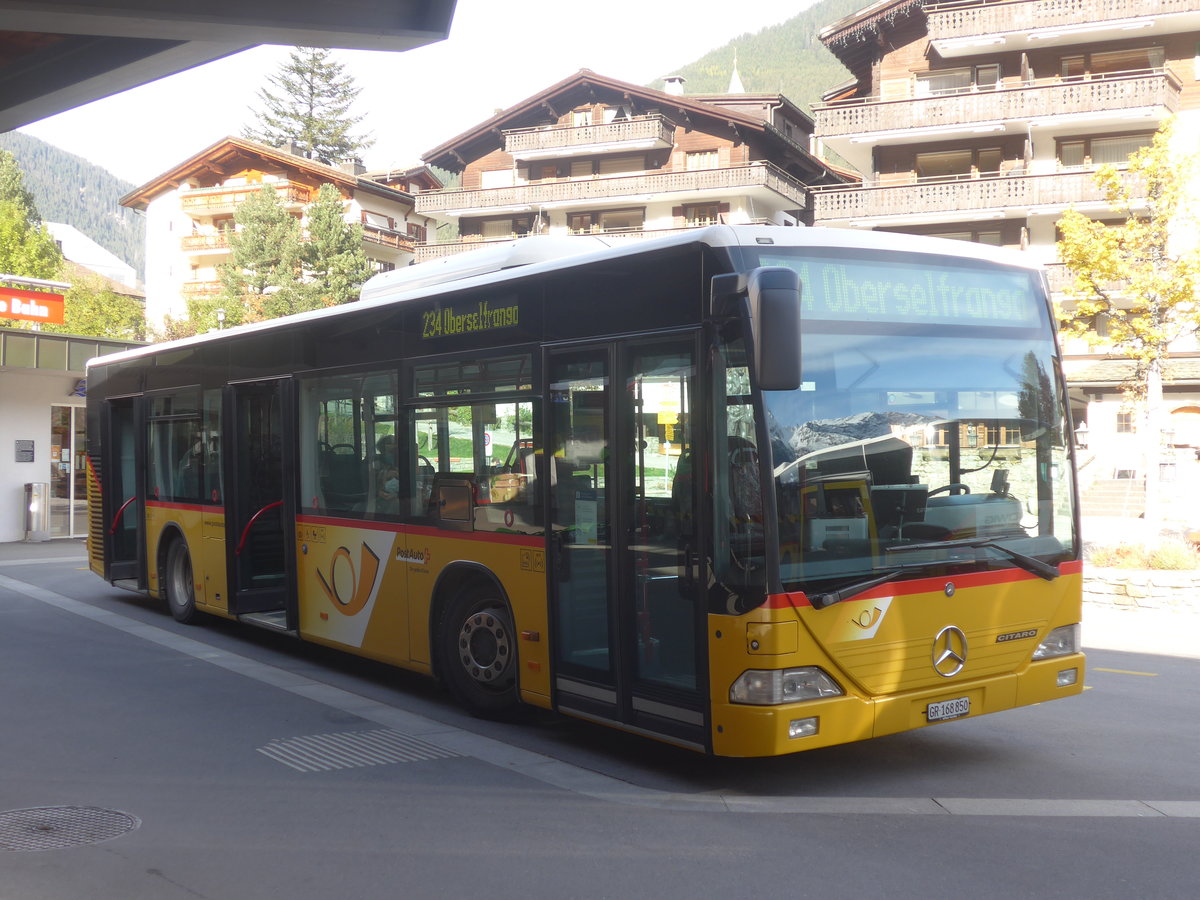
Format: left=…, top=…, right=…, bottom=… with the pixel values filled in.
left=458, top=609, right=511, bottom=684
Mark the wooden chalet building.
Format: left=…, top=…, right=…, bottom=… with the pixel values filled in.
left=809, top=0, right=1200, bottom=524
left=416, top=69, right=850, bottom=260
left=122, top=137, right=442, bottom=327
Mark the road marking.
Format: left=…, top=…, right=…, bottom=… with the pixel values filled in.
left=3, top=568, right=1198, bottom=819
left=1094, top=667, right=1158, bottom=677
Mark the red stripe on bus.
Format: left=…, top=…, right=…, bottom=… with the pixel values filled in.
left=294, top=514, right=544, bottom=547
left=771, top=558, right=1084, bottom=609
left=145, top=500, right=220, bottom=513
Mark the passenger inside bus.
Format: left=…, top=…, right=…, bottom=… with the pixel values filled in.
left=375, top=434, right=400, bottom=512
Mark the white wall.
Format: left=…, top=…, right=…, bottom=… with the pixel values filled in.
left=143, top=189, right=191, bottom=327
left=0, top=368, right=85, bottom=543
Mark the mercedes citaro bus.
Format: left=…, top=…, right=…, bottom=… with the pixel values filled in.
left=86, top=226, right=1084, bottom=756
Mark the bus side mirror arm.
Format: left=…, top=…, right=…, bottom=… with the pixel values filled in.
left=713, top=267, right=803, bottom=392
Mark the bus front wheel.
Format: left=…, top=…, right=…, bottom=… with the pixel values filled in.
left=165, top=538, right=199, bottom=625
left=439, top=585, right=519, bottom=718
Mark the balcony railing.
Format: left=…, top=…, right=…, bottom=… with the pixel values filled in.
left=815, top=69, right=1181, bottom=138
left=181, top=182, right=311, bottom=214
left=416, top=163, right=809, bottom=215
left=927, top=0, right=1196, bottom=42
left=812, top=169, right=1145, bottom=223
left=180, top=280, right=223, bottom=298
left=415, top=224, right=761, bottom=264
left=504, top=116, right=674, bottom=157
left=361, top=224, right=415, bottom=252
left=181, top=233, right=232, bottom=252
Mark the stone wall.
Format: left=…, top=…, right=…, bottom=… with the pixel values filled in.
left=1084, top=567, right=1200, bottom=611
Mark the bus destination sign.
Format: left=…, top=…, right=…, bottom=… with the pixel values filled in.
left=766, top=257, right=1040, bottom=329
left=422, top=298, right=520, bottom=340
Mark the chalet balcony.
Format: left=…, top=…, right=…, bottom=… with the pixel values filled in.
left=814, top=68, right=1181, bottom=141
left=927, top=0, right=1199, bottom=54
left=361, top=223, right=415, bottom=252
left=180, top=280, right=223, bottom=298
left=414, top=225, right=729, bottom=263
left=180, top=233, right=231, bottom=253
left=415, top=163, right=808, bottom=217
left=812, top=168, right=1144, bottom=226
left=180, top=182, right=311, bottom=216
left=504, top=115, right=675, bottom=160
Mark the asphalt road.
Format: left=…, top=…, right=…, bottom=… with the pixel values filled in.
left=2, top=545, right=1197, bottom=899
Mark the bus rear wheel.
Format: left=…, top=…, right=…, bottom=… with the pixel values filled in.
left=439, top=585, right=519, bottom=718
left=165, top=538, right=199, bottom=624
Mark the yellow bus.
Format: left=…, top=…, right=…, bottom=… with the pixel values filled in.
left=86, top=226, right=1084, bottom=756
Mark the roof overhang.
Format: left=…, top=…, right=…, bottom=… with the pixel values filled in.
left=0, top=1, right=458, bottom=132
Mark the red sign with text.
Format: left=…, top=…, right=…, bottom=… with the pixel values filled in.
left=0, top=286, right=65, bottom=325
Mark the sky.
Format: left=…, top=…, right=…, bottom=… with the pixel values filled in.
left=19, top=0, right=813, bottom=186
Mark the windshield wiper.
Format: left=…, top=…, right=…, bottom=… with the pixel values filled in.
left=885, top=537, right=1060, bottom=581
left=809, top=569, right=906, bottom=610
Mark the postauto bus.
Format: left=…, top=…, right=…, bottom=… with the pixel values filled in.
left=86, top=226, right=1084, bottom=756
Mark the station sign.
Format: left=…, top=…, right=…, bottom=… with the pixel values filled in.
left=0, top=286, right=65, bottom=325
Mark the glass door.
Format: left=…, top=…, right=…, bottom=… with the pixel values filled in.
left=548, top=336, right=706, bottom=749
left=49, top=406, right=87, bottom=537
left=105, top=397, right=142, bottom=583
left=225, top=379, right=293, bottom=620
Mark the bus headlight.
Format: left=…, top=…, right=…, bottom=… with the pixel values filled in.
left=730, top=667, right=844, bottom=705
left=1031, top=624, right=1080, bottom=661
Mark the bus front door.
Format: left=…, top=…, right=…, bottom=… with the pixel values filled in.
left=548, top=337, right=707, bottom=751
left=225, top=379, right=295, bottom=628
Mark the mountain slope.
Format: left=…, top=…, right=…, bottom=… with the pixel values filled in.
left=657, top=0, right=864, bottom=109
left=0, top=131, right=145, bottom=278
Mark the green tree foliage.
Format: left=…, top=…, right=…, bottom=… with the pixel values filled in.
left=1057, top=120, right=1200, bottom=532
left=217, top=186, right=304, bottom=327
left=0, top=132, right=144, bottom=277
left=0, top=147, right=40, bottom=223
left=244, top=47, right=373, bottom=165
left=0, top=199, right=62, bottom=280
left=654, top=0, right=863, bottom=110
left=300, top=183, right=372, bottom=307
left=42, top=270, right=146, bottom=340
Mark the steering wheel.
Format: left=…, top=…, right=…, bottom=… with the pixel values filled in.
left=927, top=483, right=971, bottom=498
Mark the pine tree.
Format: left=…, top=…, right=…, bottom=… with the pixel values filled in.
left=244, top=47, right=373, bottom=165
left=217, top=186, right=304, bottom=327
left=301, top=183, right=372, bottom=308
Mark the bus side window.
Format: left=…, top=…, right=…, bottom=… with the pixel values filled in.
left=408, top=399, right=540, bottom=530
left=298, top=370, right=398, bottom=517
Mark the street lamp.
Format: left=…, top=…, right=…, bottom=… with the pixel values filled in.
left=1074, top=421, right=1089, bottom=449
left=216, top=308, right=225, bottom=329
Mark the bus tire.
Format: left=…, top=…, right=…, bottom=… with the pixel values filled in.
left=165, top=537, right=199, bottom=625
left=439, top=584, right=519, bottom=718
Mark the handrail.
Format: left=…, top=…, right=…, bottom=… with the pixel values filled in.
left=235, top=500, right=283, bottom=557
left=110, top=496, right=137, bottom=535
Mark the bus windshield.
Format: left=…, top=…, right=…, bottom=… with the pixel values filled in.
left=753, top=247, right=1076, bottom=594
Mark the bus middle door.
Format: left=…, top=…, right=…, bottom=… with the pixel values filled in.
left=224, top=378, right=295, bottom=629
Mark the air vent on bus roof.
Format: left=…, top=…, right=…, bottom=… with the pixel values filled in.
left=359, top=235, right=611, bottom=302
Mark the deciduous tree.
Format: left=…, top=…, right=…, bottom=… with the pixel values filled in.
left=1056, top=120, right=1200, bottom=532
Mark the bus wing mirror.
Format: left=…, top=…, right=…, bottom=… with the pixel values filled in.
left=747, top=267, right=802, bottom=392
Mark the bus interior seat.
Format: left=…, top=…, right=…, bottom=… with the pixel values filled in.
left=322, top=443, right=368, bottom=510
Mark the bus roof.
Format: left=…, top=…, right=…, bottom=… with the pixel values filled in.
left=88, top=225, right=1043, bottom=369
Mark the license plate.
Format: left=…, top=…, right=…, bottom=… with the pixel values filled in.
left=927, top=696, right=970, bottom=722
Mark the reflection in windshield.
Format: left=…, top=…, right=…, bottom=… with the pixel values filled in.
left=758, top=251, right=1076, bottom=594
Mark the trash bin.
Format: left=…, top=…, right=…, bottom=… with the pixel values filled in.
left=24, top=482, right=49, bottom=542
